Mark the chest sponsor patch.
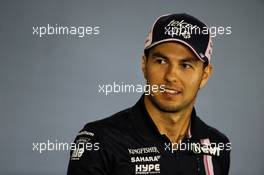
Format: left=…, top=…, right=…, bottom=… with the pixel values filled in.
left=131, top=155, right=161, bottom=163
left=128, top=147, right=161, bottom=174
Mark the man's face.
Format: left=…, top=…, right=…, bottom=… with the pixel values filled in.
left=142, top=42, right=212, bottom=113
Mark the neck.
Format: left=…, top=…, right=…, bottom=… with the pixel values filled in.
left=144, top=96, right=193, bottom=143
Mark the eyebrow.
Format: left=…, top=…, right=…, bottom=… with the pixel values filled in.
left=181, top=58, right=199, bottom=64
left=150, top=51, right=199, bottom=63
left=151, top=52, right=169, bottom=60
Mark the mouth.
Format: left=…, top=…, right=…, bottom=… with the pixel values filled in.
left=163, top=87, right=182, bottom=95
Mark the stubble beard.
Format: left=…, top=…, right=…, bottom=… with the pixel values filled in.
left=147, top=92, right=196, bottom=114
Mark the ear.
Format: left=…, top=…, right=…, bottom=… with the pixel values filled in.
left=199, top=64, right=213, bottom=89
left=141, top=55, right=147, bottom=80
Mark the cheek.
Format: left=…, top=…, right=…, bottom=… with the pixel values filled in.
left=147, top=71, right=159, bottom=84
left=146, top=67, right=164, bottom=83
left=183, top=74, right=203, bottom=90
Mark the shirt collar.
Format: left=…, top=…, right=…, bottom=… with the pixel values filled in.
left=129, top=95, right=209, bottom=142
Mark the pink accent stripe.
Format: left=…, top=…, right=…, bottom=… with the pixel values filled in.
left=204, top=36, right=212, bottom=63
left=203, top=154, right=210, bottom=175
left=187, top=123, right=192, bottom=138
left=201, top=138, right=214, bottom=175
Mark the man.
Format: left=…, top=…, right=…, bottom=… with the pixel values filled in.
left=67, top=13, right=231, bottom=175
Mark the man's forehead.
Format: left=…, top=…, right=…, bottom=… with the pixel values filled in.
left=149, top=42, right=200, bottom=62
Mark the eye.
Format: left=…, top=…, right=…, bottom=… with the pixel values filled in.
left=181, top=63, right=193, bottom=69
left=155, top=57, right=167, bottom=65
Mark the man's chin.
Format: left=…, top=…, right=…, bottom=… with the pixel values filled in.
left=158, top=103, right=183, bottom=113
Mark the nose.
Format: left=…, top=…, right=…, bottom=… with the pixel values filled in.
left=164, top=64, right=180, bottom=83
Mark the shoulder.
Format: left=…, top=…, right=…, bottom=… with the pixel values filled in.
left=84, top=107, right=132, bottom=130
left=207, top=124, right=230, bottom=144
left=196, top=116, right=230, bottom=144
left=77, top=107, right=134, bottom=142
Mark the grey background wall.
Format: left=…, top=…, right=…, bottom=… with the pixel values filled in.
left=0, top=0, right=263, bottom=174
